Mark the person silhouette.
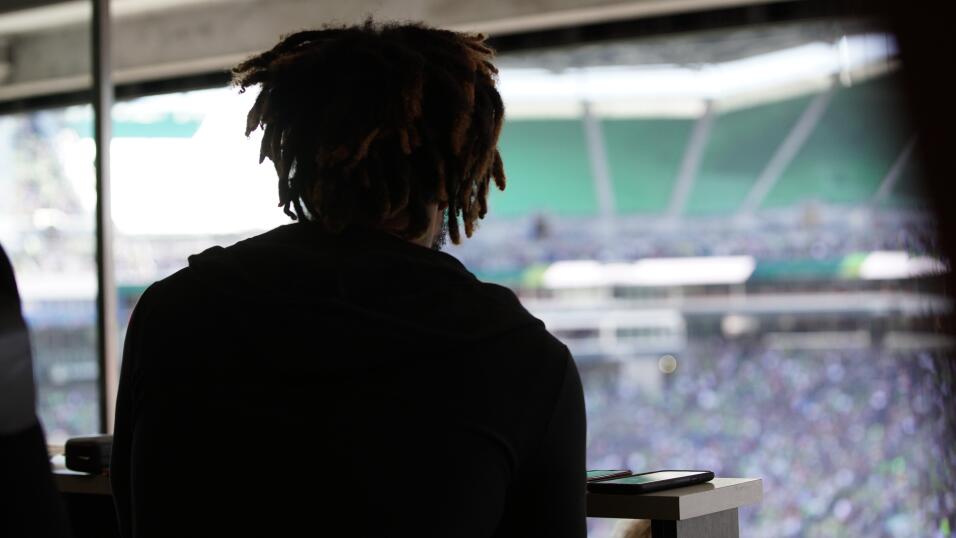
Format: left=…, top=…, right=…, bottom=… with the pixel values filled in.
left=110, top=21, right=585, bottom=538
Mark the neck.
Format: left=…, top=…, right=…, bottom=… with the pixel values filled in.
left=378, top=205, right=444, bottom=250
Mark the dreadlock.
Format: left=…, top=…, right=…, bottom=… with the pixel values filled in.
left=232, top=20, right=506, bottom=244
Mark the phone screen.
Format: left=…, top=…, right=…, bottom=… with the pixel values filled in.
left=587, top=469, right=632, bottom=482
left=610, top=471, right=705, bottom=485
left=587, top=469, right=714, bottom=494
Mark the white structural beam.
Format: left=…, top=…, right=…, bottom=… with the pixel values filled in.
left=737, top=82, right=835, bottom=215
left=582, top=101, right=617, bottom=221
left=872, top=136, right=917, bottom=203
left=666, top=100, right=715, bottom=218
left=0, top=0, right=784, bottom=103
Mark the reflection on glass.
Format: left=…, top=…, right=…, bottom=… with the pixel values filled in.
left=0, top=106, right=99, bottom=442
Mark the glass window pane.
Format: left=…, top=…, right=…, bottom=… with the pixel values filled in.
left=0, top=105, right=99, bottom=443
left=460, top=27, right=949, bottom=537
left=111, top=89, right=287, bottom=341
left=88, top=21, right=952, bottom=538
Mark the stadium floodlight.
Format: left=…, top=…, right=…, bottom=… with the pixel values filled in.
left=542, top=256, right=756, bottom=288
left=859, top=251, right=947, bottom=280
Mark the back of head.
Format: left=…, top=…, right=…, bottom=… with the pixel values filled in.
left=232, top=20, right=507, bottom=244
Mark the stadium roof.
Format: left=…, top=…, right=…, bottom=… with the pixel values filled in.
left=500, top=33, right=897, bottom=118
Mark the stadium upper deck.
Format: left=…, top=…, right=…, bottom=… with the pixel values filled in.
left=492, top=72, right=919, bottom=218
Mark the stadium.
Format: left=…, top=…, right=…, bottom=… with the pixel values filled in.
left=1, top=12, right=953, bottom=537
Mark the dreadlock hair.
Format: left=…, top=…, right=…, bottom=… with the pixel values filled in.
left=232, top=20, right=506, bottom=244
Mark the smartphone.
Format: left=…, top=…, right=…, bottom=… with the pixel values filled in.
left=587, top=469, right=633, bottom=483
left=586, top=470, right=714, bottom=494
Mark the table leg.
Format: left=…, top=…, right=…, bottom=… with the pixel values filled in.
left=650, top=508, right=739, bottom=538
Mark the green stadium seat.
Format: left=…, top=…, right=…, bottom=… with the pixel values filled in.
left=602, top=118, right=692, bottom=214
left=686, top=95, right=812, bottom=215
left=491, top=119, right=597, bottom=217
left=762, top=74, right=915, bottom=209
left=68, top=114, right=201, bottom=139
left=877, top=154, right=929, bottom=209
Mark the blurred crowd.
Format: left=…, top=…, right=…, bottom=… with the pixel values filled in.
left=582, top=340, right=956, bottom=537
left=449, top=212, right=940, bottom=276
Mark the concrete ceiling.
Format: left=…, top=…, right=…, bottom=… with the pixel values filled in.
left=0, top=0, right=234, bottom=35
left=0, top=0, right=798, bottom=103
left=0, top=0, right=68, bottom=16
left=495, top=19, right=861, bottom=70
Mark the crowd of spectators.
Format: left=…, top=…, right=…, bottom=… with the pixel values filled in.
left=449, top=212, right=940, bottom=277
left=582, top=339, right=956, bottom=537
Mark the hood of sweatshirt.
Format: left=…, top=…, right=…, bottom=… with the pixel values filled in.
left=182, top=223, right=542, bottom=348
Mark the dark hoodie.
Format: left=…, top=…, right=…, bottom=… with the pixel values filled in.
left=110, top=223, right=586, bottom=537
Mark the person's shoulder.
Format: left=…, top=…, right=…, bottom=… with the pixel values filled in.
left=468, top=279, right=538, bottom=327
left=145, top=264, right=199, bottom=298
left=135, top=226, right=287, bottom=306
left=472, top=280, right=572, bottom=365
left=472, top=279, right=528, bottom=310
left=125, top=269, right=190, bottom=328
